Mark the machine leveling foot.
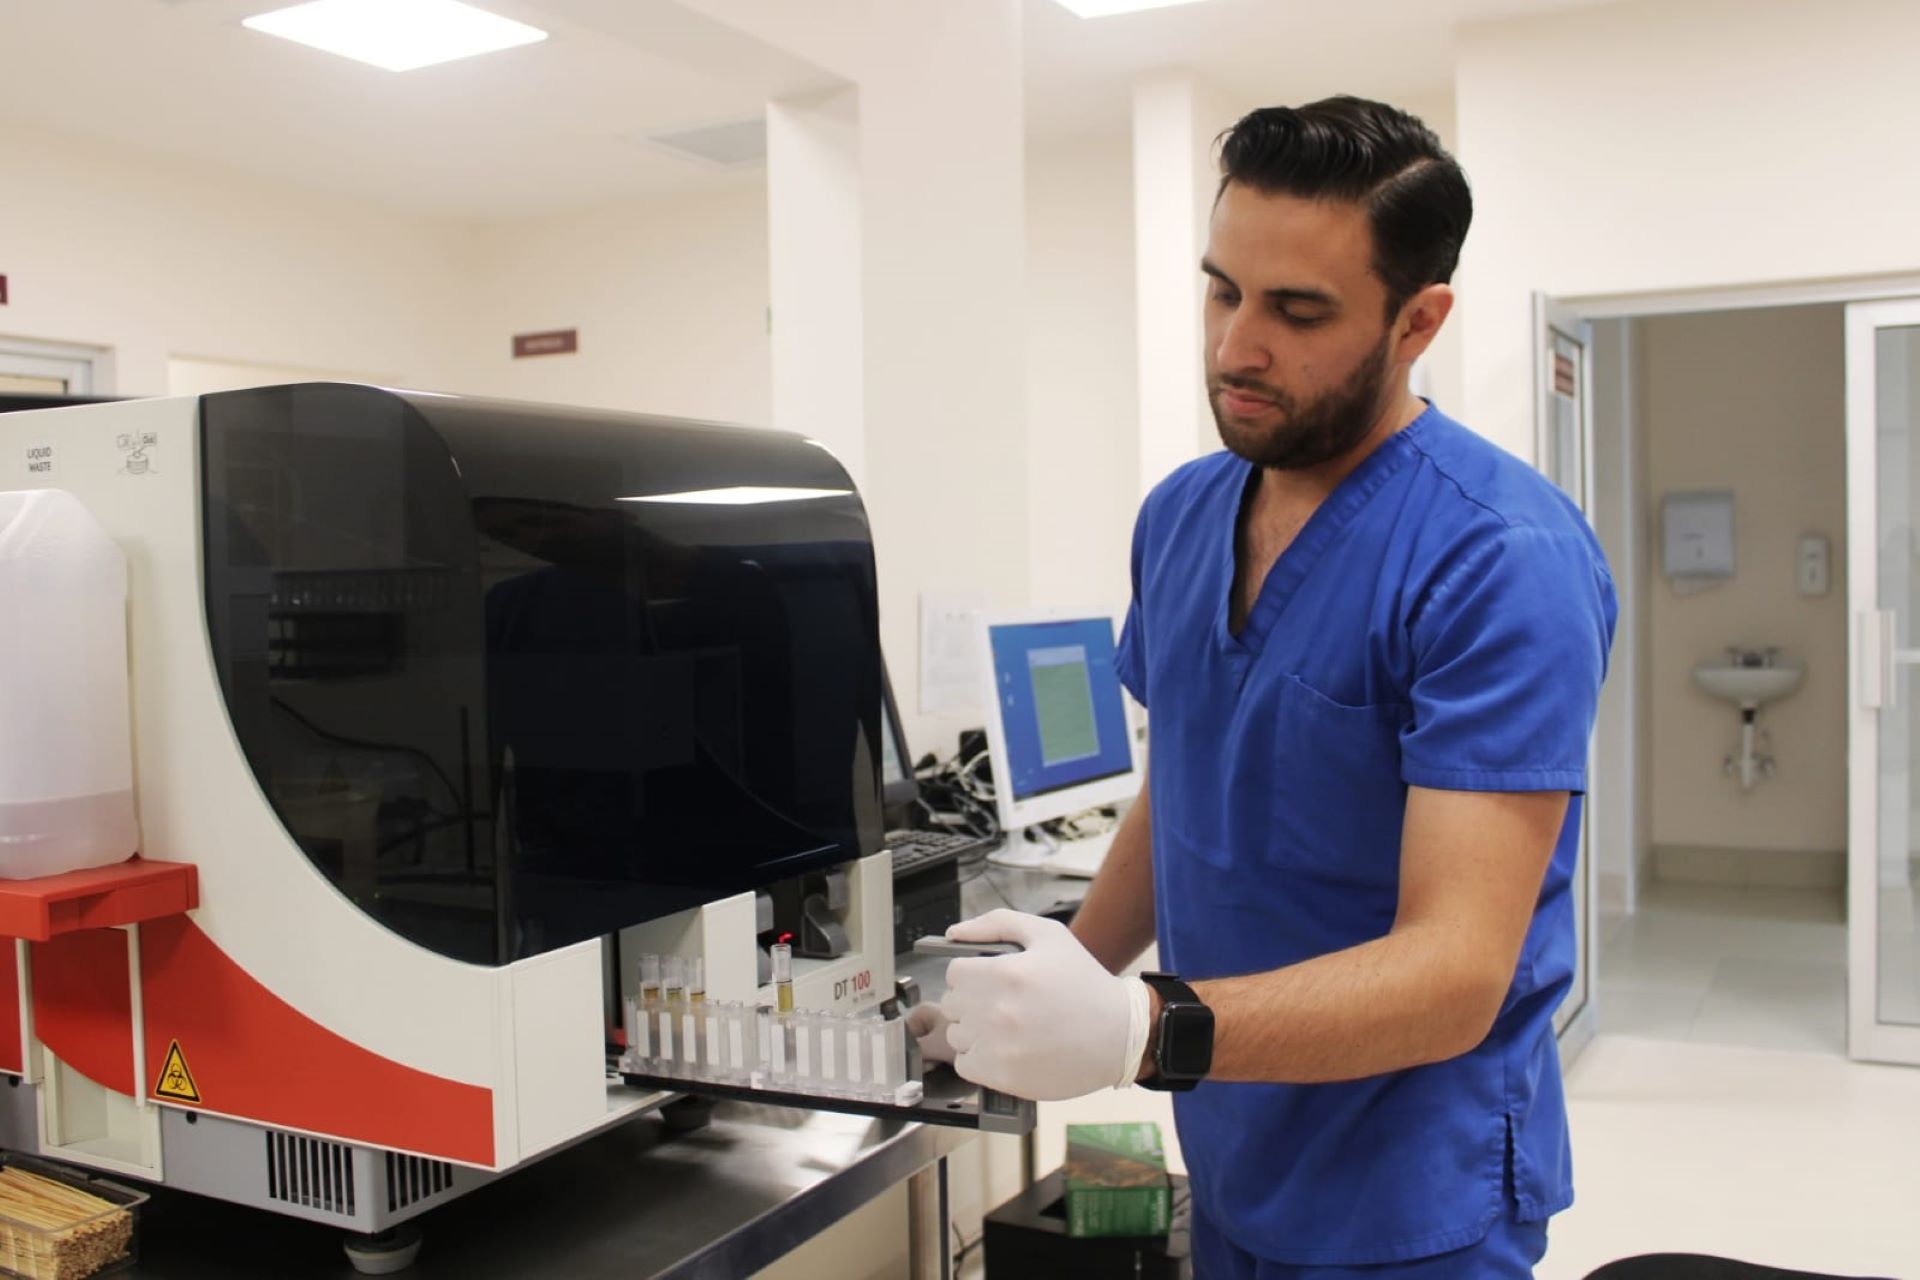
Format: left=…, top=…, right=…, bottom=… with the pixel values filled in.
left=661, top=1095, right=716, bottom=1134
left=342, top=1225, right=423, bottom=1275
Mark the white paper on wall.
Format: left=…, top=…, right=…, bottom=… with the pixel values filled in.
left=918, top=592, right=988, bottom=716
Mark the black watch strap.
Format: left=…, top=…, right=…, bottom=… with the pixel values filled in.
left=1139, top=971, right=1213, bottom=1092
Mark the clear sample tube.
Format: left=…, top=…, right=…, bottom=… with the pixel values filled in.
left=755, top=1007, right=774, bottom=1087
left=874, top=1019, right=905, bottom=1098
left=632, top=955, right=661, bottom=1070
left=704, top=1007, right=725, bottom=1082
left=664, top=955, right=686, bottom=1009
left=639, top=954, right=662, bottom=1006
left=817, top=1010, right=841, bottom=1094
left=688, top=957, right=706, bottom=1005
left=771, top=943, right=794, bottom=1015
left=866, top=1022, right=891, bottom=1100
left=682, top=1005, right=702, bottom=1077
left=624, top=995, right=650, bottom=1069
left=658, top=956, right=685, bottom=1072
left=721, top=997, right=744, bottom=1082
left=656, top=997, right=676, bottom=1069
left=843, top=1022, right=865, bottom=1091
left=793, top=1014, right=816, bottom=1092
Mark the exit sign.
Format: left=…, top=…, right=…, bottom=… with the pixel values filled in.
left=512, top=328, right=577, bottom=358
left=0, top=275, right=8, bottom=305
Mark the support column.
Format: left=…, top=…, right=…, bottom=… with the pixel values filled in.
left=767, top=88, right=864, bottom=484
left=1132, top=71, right=1234, bottom=496
left=748, top=0, right=1028, bottom=748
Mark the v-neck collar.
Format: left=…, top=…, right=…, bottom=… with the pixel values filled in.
left=1218, top=406, right=1433, bottom=655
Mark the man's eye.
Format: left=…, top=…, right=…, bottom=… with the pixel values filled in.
left=1210, top=288, right=1239, bottom=305
left=1281, top=310, right=1327, bottom=327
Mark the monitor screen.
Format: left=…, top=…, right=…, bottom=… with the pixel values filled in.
left=880, top=689, right=909, bottom=786
left=986, top=616, right=1132, bottom=804
left=879, top=661, right=918, bottom=826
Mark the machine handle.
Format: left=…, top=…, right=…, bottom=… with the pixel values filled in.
left=1860, top=609, right=1920, bottom=709
left=1863, top=610, right=1896, bottom=709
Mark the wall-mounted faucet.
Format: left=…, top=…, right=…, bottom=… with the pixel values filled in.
left=1696, top=648, right=1805, bottom=791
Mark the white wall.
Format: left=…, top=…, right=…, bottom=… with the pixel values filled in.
left=1455, top=0, right=1920, bottom=465
left=0, top=119, right=775, bottom=428
left=0, top=121, right=472, bottom=397
left=1642, top=305, right=1847, bottom=858
left=456, top=181, right=773, bottom=427
left=1027, top=131, right=1138, bottom=617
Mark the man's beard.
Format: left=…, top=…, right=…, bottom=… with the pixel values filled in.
left=1210, top=332, right=1394, bottom=470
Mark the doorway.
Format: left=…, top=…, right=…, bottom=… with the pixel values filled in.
left=0, top=337, right=108, bottom=397
left=1547, top=276, right=1920, bottom=1069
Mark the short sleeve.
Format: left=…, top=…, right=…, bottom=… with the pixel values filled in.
left=1399, top=526, right=1615, bottom=793
left=1114, top=500, right=1151, bottom=708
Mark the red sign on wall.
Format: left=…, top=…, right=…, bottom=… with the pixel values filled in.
left=0, top=275, right=9, bottom=306
left=1552, top=352, right=1577, bottom=397
left=512, top=328, right=577, bottom=358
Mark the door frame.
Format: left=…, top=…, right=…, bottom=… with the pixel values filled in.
left=1535, top=294, right=1600, bottom=1063
left=1548, top=268, right=1920, bottom=1065
left=1844, top=296, right=1920, bottom=1065
left=0, top=335, right=113, bottom=396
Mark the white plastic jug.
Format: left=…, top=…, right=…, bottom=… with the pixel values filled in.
left=0, top=489, right=139, bottom=877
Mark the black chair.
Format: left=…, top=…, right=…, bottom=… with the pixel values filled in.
left=1585, top=1256, right=1902, bottom=1280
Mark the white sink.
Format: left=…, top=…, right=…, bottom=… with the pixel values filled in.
left=1693, top=661, right=1805, bottom=708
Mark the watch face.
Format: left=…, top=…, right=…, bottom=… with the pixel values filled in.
left=1161, top=1003, right=1214, bottom=1078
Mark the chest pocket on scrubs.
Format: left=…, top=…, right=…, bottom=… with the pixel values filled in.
left=1257, top=673, right=1410, bottom=889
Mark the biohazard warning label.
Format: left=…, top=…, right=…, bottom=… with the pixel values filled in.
left=154, top=1040, right=201, bottom=1104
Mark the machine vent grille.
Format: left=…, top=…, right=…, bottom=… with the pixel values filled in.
left=265, top=1132, right=356, bottom=1217
left=386, top=1152, right=455, bottom=1211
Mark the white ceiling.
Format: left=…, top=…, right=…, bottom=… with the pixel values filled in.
left=0, top=0, right=1619, bottom=220
left=1023, top=0, right=1619, bottom=139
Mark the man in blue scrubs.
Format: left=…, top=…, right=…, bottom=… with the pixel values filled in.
left=909, top=97, right=1616, bottom=1276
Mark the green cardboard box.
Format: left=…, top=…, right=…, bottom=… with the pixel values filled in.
left=1063, top=1123, right=1172, bottom=1238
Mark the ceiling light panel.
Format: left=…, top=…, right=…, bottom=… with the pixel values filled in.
left=1051, top=0, right=1212, bottom=16
left=242, top=0, right=548, bottom=73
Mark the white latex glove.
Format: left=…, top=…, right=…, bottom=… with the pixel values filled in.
left=939, top=909, right=1152, bottom=1101
left=905, top=1002, right=956, bottom=1064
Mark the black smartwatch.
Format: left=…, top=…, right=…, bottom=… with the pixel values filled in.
left=1138, top=972, right=1213, bottom=1092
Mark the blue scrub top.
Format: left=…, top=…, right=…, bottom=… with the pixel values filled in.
left=1115, top=405, right=1616, bottom=1267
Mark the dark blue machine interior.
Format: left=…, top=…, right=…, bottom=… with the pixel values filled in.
left=201, top=383, right=882, bottom=965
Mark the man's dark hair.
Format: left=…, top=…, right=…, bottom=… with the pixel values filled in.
left=1217, top=97, right=1472, bottom=317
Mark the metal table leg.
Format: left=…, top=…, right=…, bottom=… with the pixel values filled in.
left=906, top=1155, right=951, bottom=1280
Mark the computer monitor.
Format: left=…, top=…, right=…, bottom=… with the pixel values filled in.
left=879, top=662, right=918, bottom=829
left=977, top=610, right=1139, bottom=833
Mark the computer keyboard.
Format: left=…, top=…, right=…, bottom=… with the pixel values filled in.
left=888, top=828, right=997, bottom=877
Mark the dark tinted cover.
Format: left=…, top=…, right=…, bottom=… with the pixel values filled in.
left=201, top=383, right=881, bottom=965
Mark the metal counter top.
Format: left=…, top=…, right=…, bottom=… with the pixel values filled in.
left=126, top=1101, right=971, bottom=1279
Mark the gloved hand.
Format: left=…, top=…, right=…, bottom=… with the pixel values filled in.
left=905, top=1002, right=955, bottom=1064
left=937, top=909, right=1152, bottom=1101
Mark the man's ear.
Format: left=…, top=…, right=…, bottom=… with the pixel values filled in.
left=1395, top=283, right=1454, bottom=364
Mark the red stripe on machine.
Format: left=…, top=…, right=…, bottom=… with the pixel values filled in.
left=0, top=943, right=20, bottom=1075
left=140, top=916, right=494, bottom=1165
left=30, top=930, right=136, bottom=1095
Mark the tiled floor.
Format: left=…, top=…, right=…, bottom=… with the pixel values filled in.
left=1543, top=1035, right=1920, bottom=1279
left=1545, top=877, right=1920, bottom=1278
left=1597, top=880, right=1848, bottom=1054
